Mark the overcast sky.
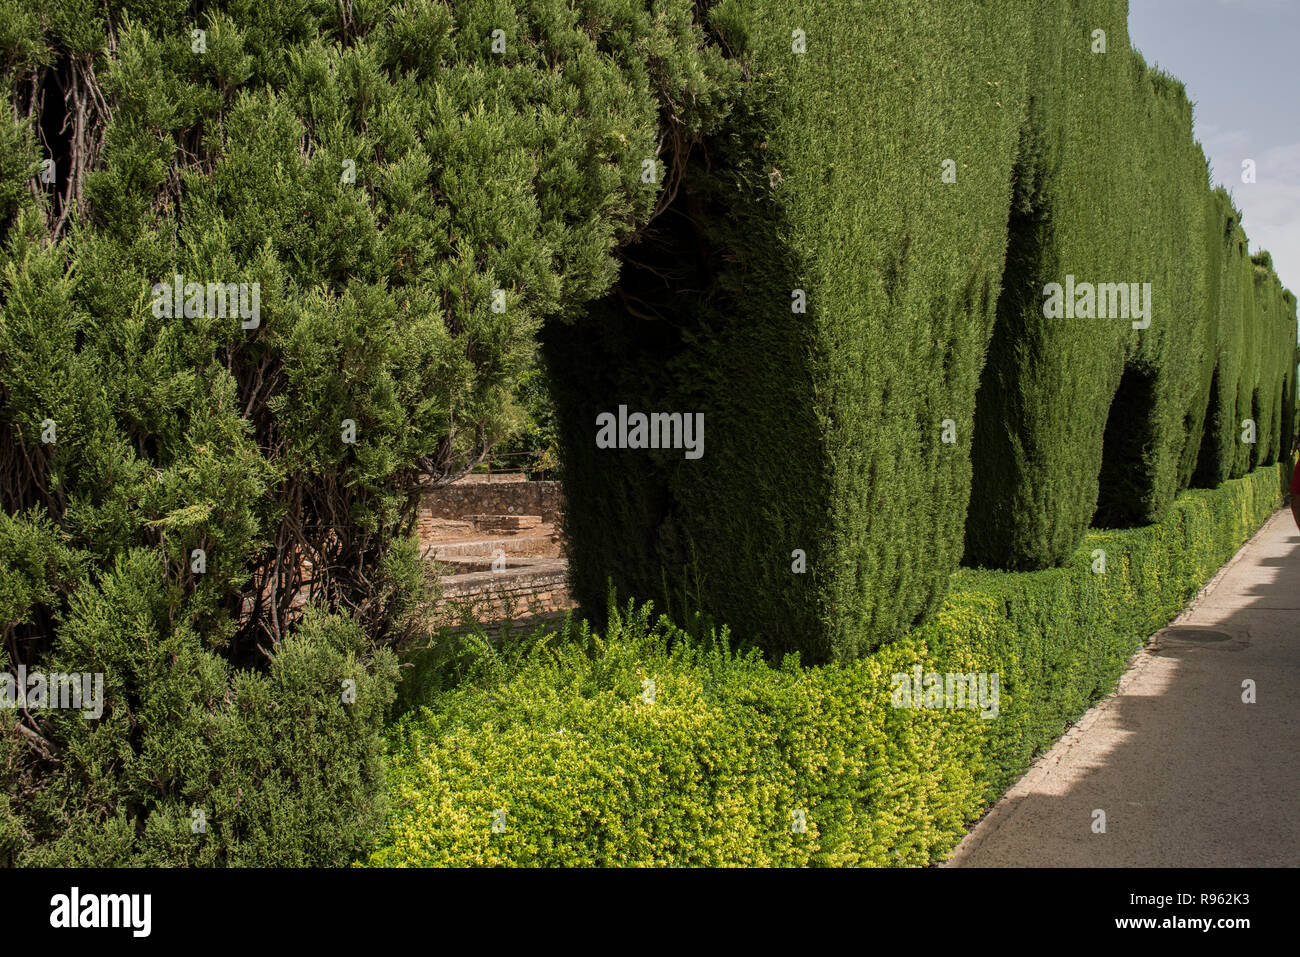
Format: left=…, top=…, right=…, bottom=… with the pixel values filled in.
left=1128, top=0, right=1300, bottom=298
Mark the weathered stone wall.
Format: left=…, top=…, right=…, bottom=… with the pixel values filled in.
left=417, top=479, right=564, bottom=537
left=436, top=559, right=573, bottom=623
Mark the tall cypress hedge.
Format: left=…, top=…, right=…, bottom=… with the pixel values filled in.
left=1247, top=253, right=1296, bottom=466
left=549, top=0, right=1296, bottom=660
left=963, top=5, right=1296, bottom=560
left=547, top=0, right=1034, bottom=662
left=1191, top=189, right=1247, bottom=487
left=1091, top=65, right=1214, bottom=528
left=1192, top=211, right=1298, bottom=486
left=967, top=0, right=1147, bottom=563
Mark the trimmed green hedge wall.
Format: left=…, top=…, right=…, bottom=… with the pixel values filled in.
left=968, top=13, right=1297, bottom=562
left=546, top=0, right=1035, bottom=662
left=966, top=9, right=1257, bottom=555
left=1192, top=189, right=1251, bottom=488
left=1092, top=65, right=1216, bottom=529
left=369, top=464, right=1288, bottom=867
left=1248, top=254, right=1299, bottom=468
left=549, top=0, right=1298, bottom=660
left=966, top=0, right=1137, bottom=567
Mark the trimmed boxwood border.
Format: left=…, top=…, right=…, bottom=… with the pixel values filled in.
left=369, top=463, right=1290, bottom=866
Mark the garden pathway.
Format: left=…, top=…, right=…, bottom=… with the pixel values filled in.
left=945, top=508, right=1300, bottom=866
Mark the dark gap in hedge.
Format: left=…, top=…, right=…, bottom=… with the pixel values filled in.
left=1249, top=388, right=1264, bottom=469
left=1280, top=372, right=1297, bottom=461
left=1093, top=363, right=1159, bottom=528
left=1191, top=363, right=1223, bottom=488
left=540, top=170, right=718, bottom=637
left=964, top=140, right=1052, bottom=570
left=36, top=64, right=70, bottom=225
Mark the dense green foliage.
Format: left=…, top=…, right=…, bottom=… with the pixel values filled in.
left=2, top=0, right=1296, bottom=867
left=3, top=587, right=398, bottom=865
left=370, top=465, right=1286, bottom=867
left=0, top=0, right=731, bottom=864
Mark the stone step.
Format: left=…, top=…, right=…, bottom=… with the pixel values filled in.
left=421, top=518, right=476, bottom=538
left=423, top=534, right=559, bottom=561
left=471, top=513, right=544, bottom=532
left=437, top=558, right=568, bottom=597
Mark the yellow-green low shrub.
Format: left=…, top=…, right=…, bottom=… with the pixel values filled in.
left=368, top=464, right=1288, bottom=866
